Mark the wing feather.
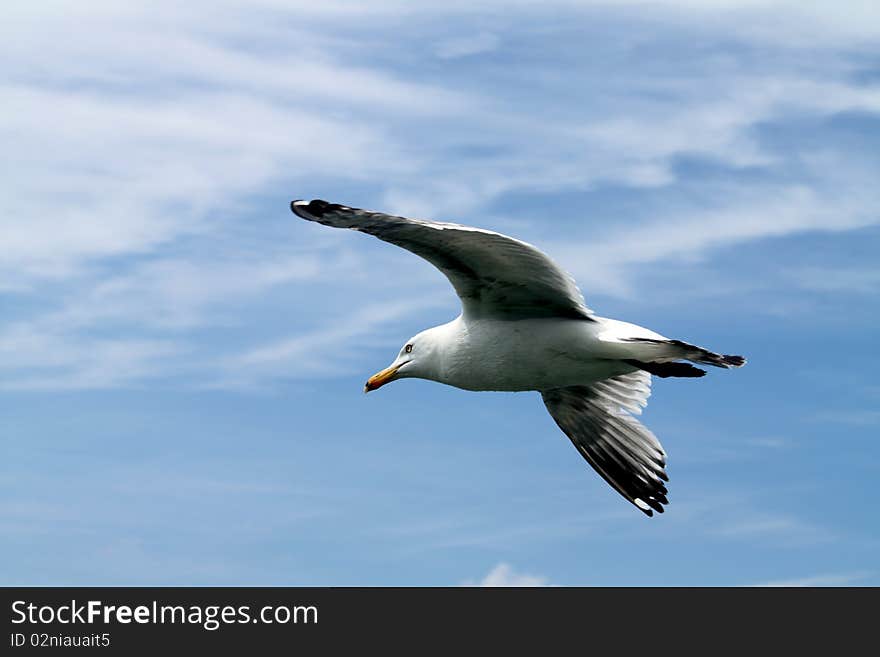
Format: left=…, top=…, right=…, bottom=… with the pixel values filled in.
left=541, top=372, right=669, bottom=516
left=291, top=199, right=593, bottom=321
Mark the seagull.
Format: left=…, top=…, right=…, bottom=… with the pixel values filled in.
left=291, top=199, right=745, bottom=516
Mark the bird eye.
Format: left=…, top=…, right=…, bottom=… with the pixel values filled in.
left=404, top=344, right=413, bottom=354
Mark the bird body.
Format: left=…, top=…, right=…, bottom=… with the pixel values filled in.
left=291, top=199, right=745, bottom=516
left=409, top=315, right=658, bottom=392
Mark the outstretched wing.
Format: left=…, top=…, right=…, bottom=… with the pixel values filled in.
left=291, top=200, right=594, bottom=321
left=541, top=372, right=669, bottom=516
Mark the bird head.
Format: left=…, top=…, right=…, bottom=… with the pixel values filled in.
left=364, top=330, right=436, bottom=392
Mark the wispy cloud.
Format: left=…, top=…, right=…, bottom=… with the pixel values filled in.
left=0, top=329, right=184, bottom=391
left=3, top=0, right=880, bottom=391
left=48, top=256, right=326, bottom=331
left=0, top=85, right=415, bottom=285
left=812, top=410, right=880, bottom=427
left=435, top=32, right=500, bottom=59
left=218, top=298, right=445, bottom=388
left=546, top=180, right=880, bottom=298
left=786, top=266, right=880, bottom=295
left=711, top=514, right=834, bottom=546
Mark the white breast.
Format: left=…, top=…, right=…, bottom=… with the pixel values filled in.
left=437, top=317, right=632, bottom=392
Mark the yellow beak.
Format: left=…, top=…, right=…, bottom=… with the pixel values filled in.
left=364, top=364, right=401, bottom=393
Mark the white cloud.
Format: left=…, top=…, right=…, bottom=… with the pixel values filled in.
left=47, top=255, right=326, bottom=331
left=751, top=572, right=873, bottom=587
left=0, top=326, right=183, bottom=391
left=464, top=563, right=550, bottom=587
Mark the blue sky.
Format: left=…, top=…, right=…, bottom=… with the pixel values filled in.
left=2, top=1, right=879, bottom=586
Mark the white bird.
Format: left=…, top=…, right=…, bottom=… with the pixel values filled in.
left=291, top=199, right=745, bottom=516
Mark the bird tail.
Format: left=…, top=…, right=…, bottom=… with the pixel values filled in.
left=621, top=337, right=746, bottom=376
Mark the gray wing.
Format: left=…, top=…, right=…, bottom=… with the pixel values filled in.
left=291, top=199, right=594, bottom=321
left=541, top=371, right=669, bottom=516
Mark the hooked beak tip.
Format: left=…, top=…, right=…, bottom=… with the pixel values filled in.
left=364, top=363, right=399, bottom=393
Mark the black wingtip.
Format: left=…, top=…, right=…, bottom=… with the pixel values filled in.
left=290, top=199, right=307, bottom=218
left=291, top=199, right=329, bottom=219
left=291, top=199, right=354, bottom=222
left=722, top=355, right=746, bottom=367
